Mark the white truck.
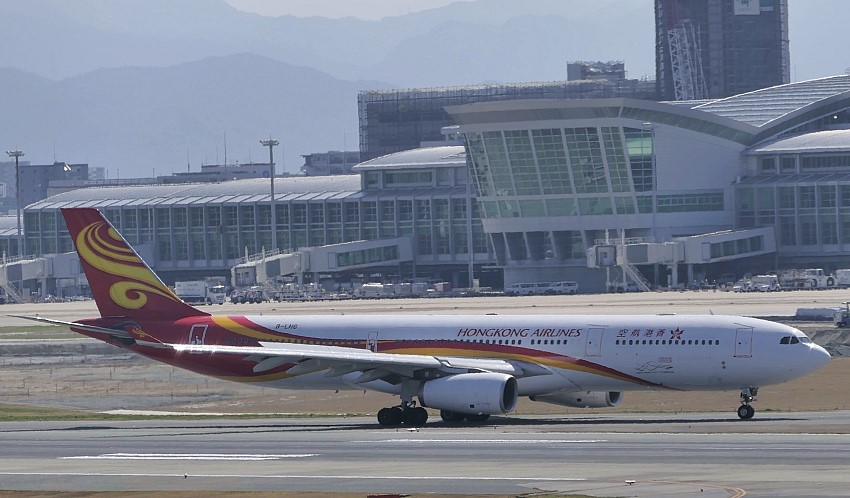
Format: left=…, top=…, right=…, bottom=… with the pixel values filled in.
left=835, top=269, right=850, bottom=288
left=354, top=283, right=389, bottom=299
left=174, top=281, right=227, bottom=305
left=777, top=269, right=836, bottom=290
left=749, top=274, right=782, bottom=292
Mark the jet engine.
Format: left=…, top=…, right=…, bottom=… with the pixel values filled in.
left=420, top=372, right=518, bottom=414
left=529, top=390, right=623, bottom=408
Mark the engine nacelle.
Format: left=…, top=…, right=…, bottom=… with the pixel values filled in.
left=420, top=372, right=518, bottom=415
left=529, top=390, right=623, bottom=409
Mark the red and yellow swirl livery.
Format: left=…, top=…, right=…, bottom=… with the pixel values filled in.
left=63, top=208, right=206, bottom=320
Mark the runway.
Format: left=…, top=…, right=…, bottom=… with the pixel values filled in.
left=2, top=413, right=850, bottom=497
left=3, top=292, right=850, bottom=496
left=3, top=287, right=850, bottom=329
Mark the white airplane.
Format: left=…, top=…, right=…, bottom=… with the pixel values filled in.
left=19, top=208, right=831, bottom=426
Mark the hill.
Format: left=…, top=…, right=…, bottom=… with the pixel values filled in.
left=0, top=54, right=367, bottom=176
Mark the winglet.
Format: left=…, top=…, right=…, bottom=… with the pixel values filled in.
left=61, top=208, right=208, bottom=320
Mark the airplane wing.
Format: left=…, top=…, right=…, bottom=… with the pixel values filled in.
left=13, top=313, right=551, bottom=382
left=9, top=315, right=134, bottom=340
left=168, top=341, right=551, bottom=381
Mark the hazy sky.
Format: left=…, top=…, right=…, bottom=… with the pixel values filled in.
left=223, top=0, right=469, bottom=19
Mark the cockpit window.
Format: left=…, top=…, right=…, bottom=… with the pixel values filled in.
left=780, top=335, right=811, bottom=345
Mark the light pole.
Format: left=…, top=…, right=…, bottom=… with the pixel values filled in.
left=5, top=149, right=23, bottom=256
left=260, top=139, right=279, bottom=251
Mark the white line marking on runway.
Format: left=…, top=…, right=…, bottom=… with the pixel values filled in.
left=359, top=439, right=606, bottom=444
left=0, top=472, right=584, bottom=481
left=61, top=453, right=317, bottom=461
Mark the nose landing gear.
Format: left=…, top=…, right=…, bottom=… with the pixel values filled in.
left=737, top=387, right=758, bottom=420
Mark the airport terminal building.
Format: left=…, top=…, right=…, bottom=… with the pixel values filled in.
left=12, top=75, right=850, bottom=296
left=446, top=75, right=850, bottom=289
left=23, top=147, right=493, bottom=293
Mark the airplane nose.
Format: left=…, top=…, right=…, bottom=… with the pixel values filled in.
left=811, top=344, right=831, bottom=368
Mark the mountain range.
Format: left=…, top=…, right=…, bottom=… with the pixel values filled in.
left=0, top=0, right=847, bottom=177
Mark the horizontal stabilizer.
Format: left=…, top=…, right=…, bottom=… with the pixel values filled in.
left=9, top=315, right=134, bottom=339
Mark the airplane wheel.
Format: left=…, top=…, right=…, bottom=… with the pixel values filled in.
left=465, top=413, right=490, bottom=423
left=378, top=407, right=403, bottom=426
left=440, top=410, right=466, bottom=422
left=403, top=407, right=428, bottom=426
left=737, top=405, right=755, bottom=420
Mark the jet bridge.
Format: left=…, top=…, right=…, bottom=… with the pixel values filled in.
left=232, top=236, right=415, bottom=288
left=588, top=227, right=776, bottom=289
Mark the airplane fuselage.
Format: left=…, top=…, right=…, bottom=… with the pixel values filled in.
left=45, top=207, right=831, bottom=424
left=80, top=312, right=827, bottom=397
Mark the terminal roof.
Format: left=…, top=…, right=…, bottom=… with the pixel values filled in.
left=694, top=75, right=850, bottom=127
left=29, top=176, right=361, bottom=210
left=748, top=129, right=850, bottom=154
left=353, top=146, right=466, bottom=171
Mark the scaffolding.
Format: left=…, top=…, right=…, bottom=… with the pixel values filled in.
left=357, top=79, right=657, bottom=160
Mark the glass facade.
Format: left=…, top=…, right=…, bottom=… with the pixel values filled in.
left=737, top=179, right=850, bottom=250
left=39, top=191, right=488, bottom=269
left=30, top=153, right=490, bottom=283
left=467, top=126, right=662, bottom=221
left=466, top=124, right=673, bottom=263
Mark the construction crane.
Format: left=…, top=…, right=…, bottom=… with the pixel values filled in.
left=663, top=0, right=708, bottom=100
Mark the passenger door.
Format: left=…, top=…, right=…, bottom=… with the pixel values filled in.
left=188, top=324, right=208, bottom=353
left=367, top=331, right=379, bottom=352
left=734, top=327, right=753, bottom=358
left=585, top=328, right=604, bottom=357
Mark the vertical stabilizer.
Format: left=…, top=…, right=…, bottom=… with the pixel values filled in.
left=62, top=208, right=208, bottom=320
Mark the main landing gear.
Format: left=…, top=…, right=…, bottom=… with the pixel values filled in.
left=375, top=403, right=492, bottom=426
left=377, top=402, right=428, bottom=427
left=737, top=387, right=758, bottom=420
left=440, top=410, right=490, bottom=423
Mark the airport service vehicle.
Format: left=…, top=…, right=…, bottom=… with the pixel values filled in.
left=174, top=281, right=226, bottom=305
left=778, top=268, right=836, bottom=289
left=608, top=281, right=641, bottom=293
left=229, top=289, right=245, bottom=304
left=354, top=283, right=390, bottom=299
left=835, top=269, right=850, bottom=288
left=16, top=208, right=831, bottom=426
left=504, top=282, right=549, bottom=296
left=748, top=275, right=781, bottom=292
left=545, top=281, right=579, bottom=295
left=717, top=273, right=737, bottom=288
left=243, top=286, right=268, bottom=304
left=835, top=302, right=850, bottom=327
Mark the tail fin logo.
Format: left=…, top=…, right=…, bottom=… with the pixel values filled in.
left=76, top=220, right=183, bottom=311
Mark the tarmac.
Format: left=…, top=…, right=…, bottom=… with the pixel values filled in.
left=3, top=290, right=850, bottom=496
